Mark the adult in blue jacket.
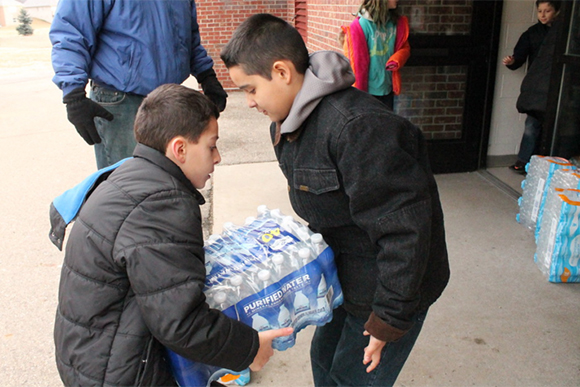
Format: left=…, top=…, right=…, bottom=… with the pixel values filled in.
left=50, top=0, right=228, bottom=169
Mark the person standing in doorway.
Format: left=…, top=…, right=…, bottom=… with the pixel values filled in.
left=503, top=0, right=561, bottom=173
left=341, top=0, right=410, bottom=110
left=50, top=0, right=228, bottom=169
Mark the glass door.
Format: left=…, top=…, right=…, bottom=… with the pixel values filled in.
left=542, top=0, right=580, bottom=160
left=395, top=0, right=503, bottom=173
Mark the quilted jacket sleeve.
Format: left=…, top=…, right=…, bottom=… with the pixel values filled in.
left=115, top=190, right=259, bottom=371
left=189, top=0, right=214, bottom=78
left=49, top=0, right=113, bottom=96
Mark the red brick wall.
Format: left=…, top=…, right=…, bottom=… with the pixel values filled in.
left=397, top=66, right=466, bottom=140
left=302, top=0, right=359, bottom=52
left=196, top=0, right=293, bottom=90
left=197, top=0, right=471, bottom=139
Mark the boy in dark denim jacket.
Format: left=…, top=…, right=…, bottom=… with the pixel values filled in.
left=221, top=13, right=450, bottom=387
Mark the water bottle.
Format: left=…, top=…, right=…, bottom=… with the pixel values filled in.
left=229, top=274, right=253, bottom=301
left=280, top=215, right=311, bottom=242
left=257, top=269, right=272, bottom=289
left=298, top=247, right=313, bottom=267
left=270, top=252, right=295, bottom=280
left=310, top=233, right=325, bottom=256
left=269, top=208, right=285, bottom=225
left=316, top=273, right=331, bottom=310
left=251, top=313, right=272, bottom=331
left=293, top=289, right=310, bottom=314
left=272, top=302, right=296, bottom=351
left=257, top=204, right=271, bottom=219
left=206, top=287, right=237, bottom=311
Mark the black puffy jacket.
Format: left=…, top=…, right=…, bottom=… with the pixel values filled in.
left=53, top=144, right=259, bottom=386
left=516, top=20, right=560, bottom=121
left=507, top=22, right=549, bottom=71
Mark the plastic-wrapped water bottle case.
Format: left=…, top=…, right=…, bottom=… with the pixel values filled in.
left=516, top=156, right=580, bottom=283
left=167, top=206, right=343, bottom=387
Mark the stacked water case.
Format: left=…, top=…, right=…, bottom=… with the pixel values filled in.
left=534, top=169, right=580, bottom=241
left=516, top=156, right=573, bottom=230
left=535, top=189, right=580, bottom=283
left=166, top=206, right=344, bottom=386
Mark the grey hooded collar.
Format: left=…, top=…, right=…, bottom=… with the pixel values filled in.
left=279, top=51, right=355, bottom=135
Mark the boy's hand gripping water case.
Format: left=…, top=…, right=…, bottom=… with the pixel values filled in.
left=166, top=205, right=343, bottom=387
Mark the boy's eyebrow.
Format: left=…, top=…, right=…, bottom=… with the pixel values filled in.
left=238, top=84, right=250, bottom=91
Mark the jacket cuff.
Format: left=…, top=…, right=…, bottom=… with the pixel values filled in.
left=364, top=312, right=408, bottom=342
left=62, top=84, right=87, bottom=99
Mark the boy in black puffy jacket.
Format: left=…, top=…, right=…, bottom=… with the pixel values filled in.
left=51, top=84, right=292, bottom=386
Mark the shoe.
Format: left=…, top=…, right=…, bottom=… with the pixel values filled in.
left=509, top=161, right=526, bottom=174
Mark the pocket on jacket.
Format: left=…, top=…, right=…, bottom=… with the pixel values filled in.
left=293, top=168, right=340, bottom=195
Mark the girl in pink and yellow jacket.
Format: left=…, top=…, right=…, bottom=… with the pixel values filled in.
left=341, top=0, right=410, bottom=110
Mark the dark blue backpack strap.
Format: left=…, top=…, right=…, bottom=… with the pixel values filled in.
left=48, top=158, right=130, bottom=250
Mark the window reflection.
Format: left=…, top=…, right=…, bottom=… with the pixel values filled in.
left=566, top=0, right=580, bottom=56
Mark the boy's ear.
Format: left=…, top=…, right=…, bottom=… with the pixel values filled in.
left=166, top=136, right=187, bottom=164
left=272, top=60, right=295, bottom=84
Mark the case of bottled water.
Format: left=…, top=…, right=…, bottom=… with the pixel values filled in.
left=534, top=189, right=580, bottom=283
left=517, top=156, right=573, bottom=230
left=534, top=169, right=580, bottom=241
left=167, top=206, right=343, bottom=387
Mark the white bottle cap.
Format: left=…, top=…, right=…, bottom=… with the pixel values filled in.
left=272, top=253, right=284, bottom=265
left=299, top=248, right=311, bottom=259
left=311, top=233, right=323, bottom=244
left=223, top=222, right=235, bottom=231
left=214, top=291, right=227, bottom=304
left=245, top=216, right=256, bottom=225
left=258, top=270, right=271, bottom=281
left=230, top=274, right=243, bottom=286
left=257, top=205, right=269, bottom=215
left=270, top=209, right=282, bottom=218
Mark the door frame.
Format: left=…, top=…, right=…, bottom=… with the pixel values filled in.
left=405, top=1, right=503, bottom=174
left=541, top=0, right=580, bottom=157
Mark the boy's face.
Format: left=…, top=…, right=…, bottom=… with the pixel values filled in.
left=537, top=3, right=557, bottom=25
left=181, top=117, right=221, bottom=189
left=228, top=65, right=297, bottom=123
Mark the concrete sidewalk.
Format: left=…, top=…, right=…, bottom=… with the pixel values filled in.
left=211, top=162, right=580, bottom=387
left=1, top=28, right=579, bottom=386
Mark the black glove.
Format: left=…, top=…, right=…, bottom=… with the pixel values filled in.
left=197, top=68, right=228, bottom=112
left=63, top=87, right=114, bottom=145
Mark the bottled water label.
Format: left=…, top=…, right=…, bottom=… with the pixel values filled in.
left=517, top=156, right=573, bottom=230
left=535, top=169, right=580, bottom=241
left=167, top=206, right=343, bottom=387
left=535, top=189, right=580, bottom=282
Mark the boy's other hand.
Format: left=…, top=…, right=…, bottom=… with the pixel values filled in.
left=63, top=87, right=114, bottom=145
left=502, top=55, right=515, bottom=66
left=362, top=331, right=387, bottom=373
left=249, top=327, right=294, bottom=371
left=197, top=68, right=228, bottom=112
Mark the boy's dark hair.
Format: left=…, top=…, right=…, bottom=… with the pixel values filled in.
left=134, top=84, right=219, bottom=153
left=220, top=13, right=309, bottom=79
left=536, top=0, right=561, bottom=12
